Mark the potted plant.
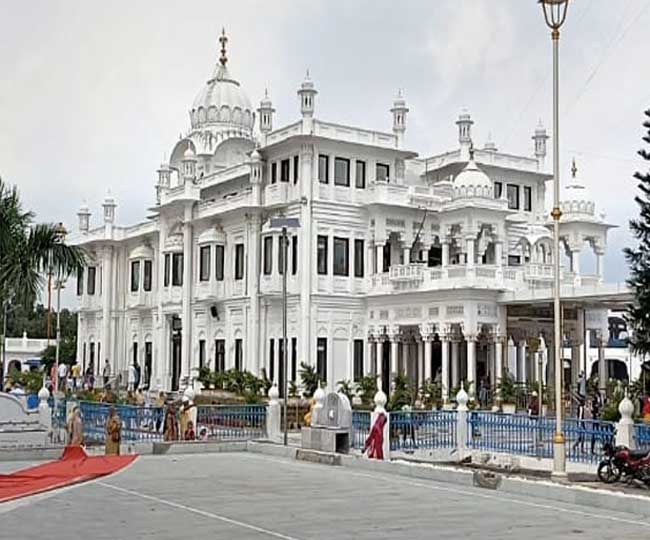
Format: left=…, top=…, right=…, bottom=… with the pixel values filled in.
left=497, top=372, right=517, bottom=414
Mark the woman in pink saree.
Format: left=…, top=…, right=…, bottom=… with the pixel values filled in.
left=363, top=412, right=387, bottom=460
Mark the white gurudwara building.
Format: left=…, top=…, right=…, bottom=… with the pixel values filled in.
left=72, top=32, right=632, bottom=398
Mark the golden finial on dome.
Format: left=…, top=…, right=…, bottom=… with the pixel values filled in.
left=571, top=157, right=577, bottom=179
left=219, top=28, right=228, bottom=67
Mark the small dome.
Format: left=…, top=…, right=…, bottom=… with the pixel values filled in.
left=259, top=89, right=273, bottom=109
left=77, top=202, right=90, bottom=215
left=452, top=157, right=493, bottom=199
left=299, top=70, right=316, bottom=92
left=250, top=148, right=261, bottom=162
left=183, top=146, right=196, bottom=160
left=561, top=159, right=596, bottom=217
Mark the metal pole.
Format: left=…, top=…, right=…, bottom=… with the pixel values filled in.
left=282, top=227, right=288, bottom=446
left=551, top=28, right=566, bottom=475
left=55, top=278, right=62, bottom=394
left=1, top=301, right=7, bottom=389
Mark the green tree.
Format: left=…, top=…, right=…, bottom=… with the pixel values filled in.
left=0, top=178, right=86, bottom=309
left=625, top=109, right=650, bottom=356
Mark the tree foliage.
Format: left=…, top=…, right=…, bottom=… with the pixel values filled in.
left=0, top=177, right=86, bottom=309
left=625, top=109, right=650, bottom=357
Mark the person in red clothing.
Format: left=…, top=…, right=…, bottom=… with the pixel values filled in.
left=184, top=420, right=196, bottom=441
left=363, top=412, right=387, bottom=460
left=642, top=396, right=650, bottom=423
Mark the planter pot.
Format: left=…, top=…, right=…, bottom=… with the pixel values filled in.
left=501, top=403, right=516, bottom=414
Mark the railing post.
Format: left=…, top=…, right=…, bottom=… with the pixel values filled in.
left=456, top=385, right=469, bottom=461
left=38, top=385, right=51, bottom=436
left=373, top=390, right=390, bottom=460
left=266, top=384, right=282, bottom=443
left=615, top=393, right=635, bottom=449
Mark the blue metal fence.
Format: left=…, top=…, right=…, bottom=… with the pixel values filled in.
left=468, top=412, right=615, bottom=463
left=634, top=423, right=650, bottom=449
left=390, top=411, right=457, bottom=453
left=351, top=410, right=371, bottom=449
left=196, top=405, right=266, bottom=441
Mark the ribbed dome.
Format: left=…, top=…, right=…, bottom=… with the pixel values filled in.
left=452, top=158, right=493, bottom=199
left=561, top=160, right=595, bottom=217
left=190, top=64, right=254, bottom=132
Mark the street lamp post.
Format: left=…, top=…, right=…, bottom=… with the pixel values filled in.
left=270, top=217, right=300, bottom=446
left=539, top=0, right=570, bottom=476
left=53, top=223, right=67, bottom=395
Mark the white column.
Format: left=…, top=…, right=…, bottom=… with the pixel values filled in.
left=466, top=335, right=477, bottom=397
left=424, top=338, right=432, bottom=382
left=247, top=216, right=261, bottom=374
left=181, top=204, right=193, bottom=384
left=402, top=339, right=410, bottom=377
left=598, top=332, right=607, bottom=394
left=417, top=339, right=424, bottom=388
left=495, top=337, right=504, bottom=383
left=571, top=250, right=580, bottom=275
left=595, top=250, right=604, bottom=279
left=366, top=242, right=374, bottom=277
left=442, top=241, right=450, bottom=268
left=376, top=339, right=384, bottom=390
left=366, top=339, right=375, bottom=376
left=101, top=246, right=113, bottom=374
left=299, top=145, right=314, bottom=369
left=466, top=236, right=475, bottom=268
left=518, top=341, right=528, bottom=383
left=507, top=337, right=517, bottom=378
left=390, top=338, right=399, bottom=390
left=451, top=340, right=460, bottom=388
left=376, top=243, right=384, bottom=274
left=403, top=246, right=411, bottom=265
left=495, top=241, right=504, bottom=267
left=441, top=336, right=450, bottom=402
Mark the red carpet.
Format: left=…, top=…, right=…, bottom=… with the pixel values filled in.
left=0, top=446, right=137, bottom=503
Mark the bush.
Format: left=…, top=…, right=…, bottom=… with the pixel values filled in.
left=419, top=379, right=442, bottom=409
left=337, top=379, right=354, bottom=402
left=6, top=369, right=43, bottom=394
left=299, top=362, right=324, bottom=398
left=387, top=374, right=414, bottom=411
left=497, top=372, right=517, bottom=404
left=357, top=376, right=378, bottom=408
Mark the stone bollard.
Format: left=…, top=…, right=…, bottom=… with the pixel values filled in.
left=312, top=384, right=326, bottom=426
left=456, top=384, right=469, bottom=461
left=371, top=389, right=390, bottom=460
left=615, top=393, right=636, bottom=449
left=266, top=384, right=282, bottom=443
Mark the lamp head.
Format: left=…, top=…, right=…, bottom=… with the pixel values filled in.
left=539, top=0, right=570, bottom=31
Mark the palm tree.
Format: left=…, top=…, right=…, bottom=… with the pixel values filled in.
left=0, top=177, right=86, bottom=308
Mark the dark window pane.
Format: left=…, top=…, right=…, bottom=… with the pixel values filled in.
left=215, top=339, right=225, bottom=372
left=334, top=157, right=350, bottom=187
left=87, top=266, right=96, bottom=295
left=199, top=339, right=206, bottom=370
left=428, top=246, right=442, bottom=267
left=317, top=235, right=328, bottom=275
left=263, top=237, right=273, bottom=275
left=292, top=236, right=298, bottom=275
left=316, top=337, right=327, bottom=382
left=355, top=160, right=366, bottom=188
left=293, top=155, right=299, bottom=184
left=291, top=337, right=297, bottom=382
left=382, top=243, right=391, bottom=273
left=333, top=237, right=349, bottom=276
left=507, top=184, right=520, bottom=210
left=353, top=339, right=364, bottom=382
left=354, top=239, right=364, bottom=277
left=281, top=159, right=290, bottom=182
left=215, top=245, right=224, bottom=281
left=494, top=181, right=503, bottom=199
left=77, top=267, right=84, bottom=295
left=199, top=245, right=211, bottom=282
left=524, top=186, right=532, bottom=211
left=144, top=260, right=152, bottom=291
left=318, top=155, right=329, bottom=184
left=130, top=261, right=140, bottom=292
left=235, top=243, right=245, bottom=280
left=172, top=253, right=183, bottom=286
left=376, top=163, right=390, bottom=182
left=271, top=162, right=277, bottom=184
left=278, top=236, right=286, bottom=275
left=164, top=254, right=170, bottom=287
left=235, top=339, right=243, bottom=371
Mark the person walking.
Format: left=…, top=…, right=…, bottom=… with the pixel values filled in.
left=57, top=362, right=68, bottom=392
left=71, top=362, right=81, bottom=390
left=102, top=359, right=111, bottom=388
left=105, top=407, right=122, bottom=455
left=163, top=403, right=179, bottom=442
left=66, top=406, right=84, bottom=446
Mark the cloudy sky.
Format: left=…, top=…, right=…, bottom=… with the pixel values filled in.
left=2, top=0, right=649, bottom=300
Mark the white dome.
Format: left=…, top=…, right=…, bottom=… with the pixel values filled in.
left=452, top=158, right=493, bottom=199
left=189, top=64, right=254, bottom=132
left=561, top=160, right=596, bottom=217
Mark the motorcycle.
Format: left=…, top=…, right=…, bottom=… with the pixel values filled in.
left=597, top=443, right=650, bottom=487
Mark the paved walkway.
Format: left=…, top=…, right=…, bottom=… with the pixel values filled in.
left=2, top=452, right=650, bottom=539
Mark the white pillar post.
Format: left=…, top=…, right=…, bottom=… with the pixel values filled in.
left=518, top=340, right=528, bottom=383
left=466, top=334, right=477, bottom=398
left=390, top=335, right=399, bottom=391
left=403, top=246, right=411, bottom=265
left=495, top=336, right=504, bottom=383
left=376, top=338, right=384, bottom=390
left=417, top=338, right=424, bottom=388
left=441, top=241, right=450, bottom=268
left=598, top=331, right=607, bottom=395
left=181, top=203, right=194, bottom=386
left=376, top=243, right=384, bottom=274
left=441, top=334, right=450, bottom=403
left=366, top=339, right=375, bottom=376
left=451, top=339, right=460, bottom=388
left=466, top=235, right=475, bottom=268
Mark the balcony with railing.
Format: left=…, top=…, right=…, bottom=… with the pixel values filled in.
left=197, top=188, right=254, bottom=218
left=126, top=291, right=155, bottom=310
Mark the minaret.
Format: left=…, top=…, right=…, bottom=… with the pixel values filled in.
left=456, top=109, right=474, bottom=161
left=533, top=120, right=549, bottom=170
left=182, top=146, right=197, bottom=184
left=484, top=132, right=498, bottom=153
left=390, top=89, right=409, bottom=149
left=298, top=70, right=317, bottom=134
left=156, top=162, right=171, bottom=205
left=102, top=191, right=116, bottom=239
left=77, top=202, right=90, bottom=233
left=257, top=89, right=275, bottom=146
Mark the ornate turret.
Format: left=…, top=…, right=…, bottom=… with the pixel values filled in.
left=456, top=109, right=474, bottom=160
left=533, top=120, right=549, bottom=170
left=298, top=70, right=317, bottom=134
left=182, top=145, right=197, bottom=183
left=390, top=89, right=409, bottom=148
left=257, top=89, right=275, bottom=144
left=102, top=191, right=116, bottom=224
left=77, top=201, right=90, bottom=233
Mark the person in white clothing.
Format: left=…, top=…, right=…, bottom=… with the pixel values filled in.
left=57, top=362, right=68, bottom=392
